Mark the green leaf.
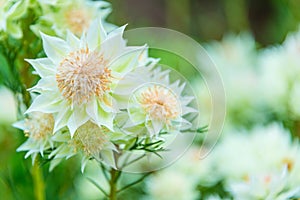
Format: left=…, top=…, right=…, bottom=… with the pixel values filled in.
left=0, top=52, right=13, bottom=87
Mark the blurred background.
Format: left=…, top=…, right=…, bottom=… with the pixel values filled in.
left=2, top=0, right=300, bottom=199
left=108, top=0, right=300, bottom=46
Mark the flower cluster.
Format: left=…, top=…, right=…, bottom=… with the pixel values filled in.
left=14, top=15, right=197, bottom=171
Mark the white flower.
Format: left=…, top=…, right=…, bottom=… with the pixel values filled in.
left=144, top=146, right=218, bottom=200
left=260, top=28, right=300, bottom=119
left=14, top=112, right=55, bottom=163
left=115, top=66, right=197, bottom=137
left=49, top=121, right=117, bottom=172
left=228, top=167, right=300, bottom=200
left=210, top=124, right=300, bottom=196
left=147, top=168, right=198, bottom=200
left=26, top=19, right=148, bottom=136
left=205, top=33, right=263, bottom=125
left=32, top=0, right=114, bottom=37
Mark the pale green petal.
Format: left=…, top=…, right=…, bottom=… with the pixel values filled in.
left=25, top=93, right=62, bottom=114
left=96, top=101, right=114, bottom=131
left=86, top=98, right=97, bottom=121
left=86, top=99, right=114, bottom=131
left=12, top=120, right=25, bottom=130
left=25, top=58, right=56, bottom=78
left=53, top=106, right=72, bottom=132
left=87, top=19, right=107, bottom=51
left=31, top=153, right=38, bottom=165
left=181, top=96, right=194, bottom=106
left=49, top=158, right=63, bottom=172
left=98, top=95, right=115, bottom=113
left=128, top=105, right=146, bottom=125
left=51, top=132, right=70, bottom=142
left=67, top=107, right=89, bottom=137
left=17, top=140, right=34, bottom=152
left=29, top=77, right=57, bottom=92
left=66, top=30, right=80, bottom=49
left=81, top=156, right=89, bottom=173
left=182, top=106, right=198, bottom=115
left=41, top=33, right=70, bottom=64
left=100, top=25, right=127, bottom=60
left=148, top=118, right=164, bottom=136
left=109, top=46, right=146, bottom=75
left=100, top=150, right=116, bottom=169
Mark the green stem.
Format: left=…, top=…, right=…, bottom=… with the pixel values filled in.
left=32, top=161, right=45, bottom=200
left=108, top=168, right=120, bottom=200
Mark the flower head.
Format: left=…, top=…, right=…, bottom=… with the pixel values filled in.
left=115, top=66, right=197, bottom=136
left=32, top=0, right=114, bottom=37
left=26, top=19, right=149, bottom=136
left=56, top=47, right=112, bottom=105
left=49, top=121, right=117, bottom=172
left=138, top=84, right=180, bottom=123
left=14, top=112, right=55, bottom=163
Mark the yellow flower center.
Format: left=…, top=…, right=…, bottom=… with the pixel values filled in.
left=72, top=121, right=109, bottom=156
left=64, top=8, right=91, bottom=35
left=24, top=112, right=54, bottom=140
left=56, top=47, right=112, bottom=105
left=139, top=85, right=180, bottom=122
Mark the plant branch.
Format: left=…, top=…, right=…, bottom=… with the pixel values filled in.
left=87, top=177, right=108, bottom=197
left=117, top=172, right=152, bottom=193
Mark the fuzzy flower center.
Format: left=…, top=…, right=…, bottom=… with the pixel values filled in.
left=139, top=85, right=180, bottom=122
left=24, top=112, right=54, bottom=140
left=72, top=121, right=109, bottom=156
left=64, top=8, right=91, bottom=35
left=56, top=48, right=112, bottom=105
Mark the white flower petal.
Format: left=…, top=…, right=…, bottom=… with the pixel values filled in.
left=53, top=106, right=72, bottom=132
left=87, top=19, right=107, bottom=51
left=67, top=107, right=89, bottom=137
left=66, top=30, right=80, bottom=49
left=25, top=93, right=63, bottom=114
left=13, top=120, right=25, bottom=130
left=100, top=25, right=127, bottom=60
left=109, top=45, right=147, bottom=75
left=100, top=149, right=116, bottom=169
left=25, top=58, right=55, bottom=78
left=41, top=32, right=70, bottom=64
left=29, top=77, right=57, bottom=92
left=49, top=158, right=63, bottom=172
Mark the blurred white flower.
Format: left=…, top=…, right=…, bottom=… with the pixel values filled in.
left=145, top=147, right=218, bottom=200
left=26, top=19, right=148, bottom=136
left=228, top=167, right=300, bottom=200
left=260, top=29, right=300, bottom=119
left=14, top=112, right=55, bottom=163
left=147, top=169, right=198, bottom=200
left=210, top=124, right=300, bottom=196
left=205, top=33, right=263, bottom=125
left=32, top=0, right=114, bottom=37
